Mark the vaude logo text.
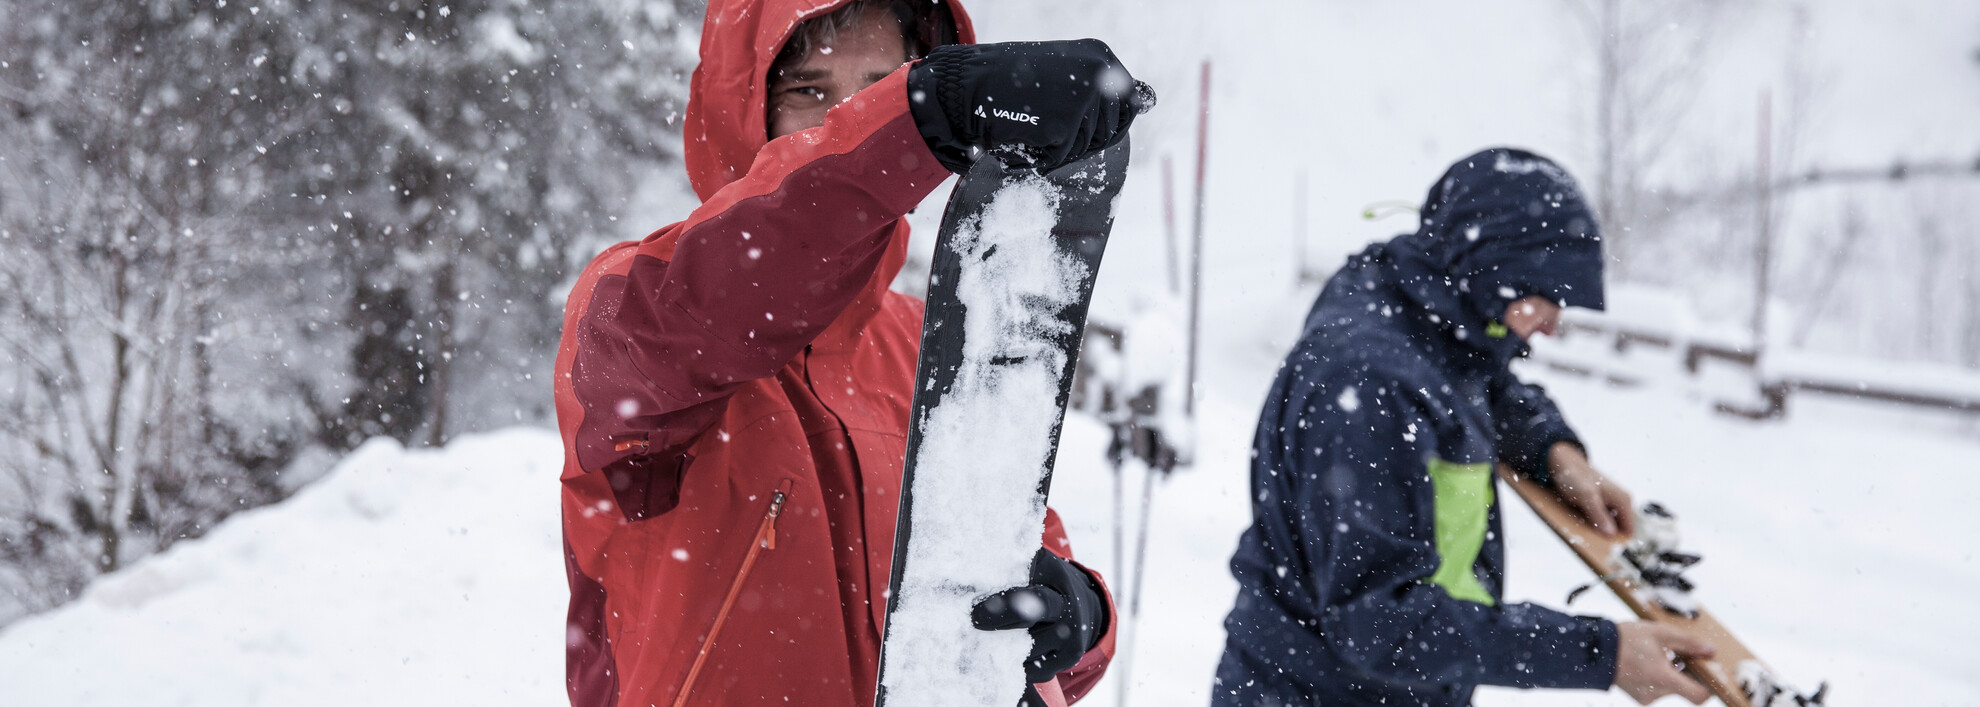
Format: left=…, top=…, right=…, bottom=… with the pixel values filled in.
left=976, top=104, right=1040, bottom=125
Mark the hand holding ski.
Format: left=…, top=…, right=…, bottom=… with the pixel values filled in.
left=909, top=38, right=1154, bottom=173
left=970, top=548, right=1110, bottom=683
left=1615, top=621, right=1717, bottom=705
left=1545, top=441, right=1637, bottom=538
left=1498, top=465, right=1827, bottom=707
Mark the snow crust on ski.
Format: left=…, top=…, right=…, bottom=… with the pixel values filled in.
left=875, top=142, right=1128, bottom=707
left=1496, top=465, right=1765, bottom=707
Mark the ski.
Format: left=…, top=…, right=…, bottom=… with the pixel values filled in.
left=1497, top=465, right=1826, bottom=707
left=874, top=139, right=1131, bottom=707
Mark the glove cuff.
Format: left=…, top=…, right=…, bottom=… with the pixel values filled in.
left=1071, top=561, right=1110, bottom=653
left=908, top=46, right=976, bottom=173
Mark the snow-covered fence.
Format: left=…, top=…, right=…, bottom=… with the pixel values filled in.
left=1754, top=351, right=1980, bottom=417
left=1531, top=289, right=1980, bottom=419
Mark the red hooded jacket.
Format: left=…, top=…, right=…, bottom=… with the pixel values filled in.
left=553, top=2, right=1116, bottom=706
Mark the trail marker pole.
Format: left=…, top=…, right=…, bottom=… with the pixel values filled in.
left=1752, top=91, right=1774, bottom=359
left=1162, top=155, right=1182, bottom=296
left=1184, top=60, right=1210, bottom=418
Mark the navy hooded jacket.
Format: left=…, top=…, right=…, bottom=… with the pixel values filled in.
left=1213, top=149, right=1618, bottom=707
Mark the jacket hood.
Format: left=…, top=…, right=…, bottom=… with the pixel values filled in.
left=684, top=0, right=976, bottom=202
left=1382, top=147, right=1605, bottom=362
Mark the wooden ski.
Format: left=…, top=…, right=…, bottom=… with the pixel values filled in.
left=1497, top=464, right=1769, bottom=707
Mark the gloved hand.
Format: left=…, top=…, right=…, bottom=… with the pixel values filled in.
left=970, top=547, right=1111, bottom=683
left=908, top=39, right=1156, bottom=173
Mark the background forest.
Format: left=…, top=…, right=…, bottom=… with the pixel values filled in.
left=0, top=0, right=703, bottom=623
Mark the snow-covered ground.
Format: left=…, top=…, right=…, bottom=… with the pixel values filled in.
left=0, top=430, right=573, bottom=705
left=2, top=318, right=1976, bottom=705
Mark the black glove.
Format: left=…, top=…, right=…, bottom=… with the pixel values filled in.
left=970, top=547, right=1111, bottom=683
left=908, top=39, right=1156, bottom=173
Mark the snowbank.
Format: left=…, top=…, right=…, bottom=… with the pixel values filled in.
left=0, top=429, right=569, bottom=707
left=1, top=357, right=1974, bottom=707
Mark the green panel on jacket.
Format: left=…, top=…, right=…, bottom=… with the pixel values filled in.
left=1426, top=458, right=1496, bottom=605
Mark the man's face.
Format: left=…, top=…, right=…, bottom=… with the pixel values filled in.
left=766, top=8, right=910, bottom=139
left=1503, top=295, right=1562, bottom=340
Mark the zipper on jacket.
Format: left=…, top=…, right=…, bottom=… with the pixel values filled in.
left=673, top=481, right=792, bottom=707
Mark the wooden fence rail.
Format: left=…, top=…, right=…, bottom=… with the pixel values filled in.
left=1542, top=318, right=1980, bottom=419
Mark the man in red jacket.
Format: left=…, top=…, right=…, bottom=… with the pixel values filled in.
left=553, top=1, right=1146, bottom=705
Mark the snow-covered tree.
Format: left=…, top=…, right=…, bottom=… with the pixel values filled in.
left=269, top=0, right=698, bottom=448
left=0, top=0, right=699, bottom=624
left=1561, top=0, right=1730, bottom=277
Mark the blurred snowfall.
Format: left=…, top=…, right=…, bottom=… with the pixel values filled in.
left=2, top=0, right=1977, bottom=704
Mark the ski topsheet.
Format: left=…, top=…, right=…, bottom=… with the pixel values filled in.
left=875, top=141, right=1130, bottom=707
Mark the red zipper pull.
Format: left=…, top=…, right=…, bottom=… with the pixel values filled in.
left=759, top=491, right=786, bottom=550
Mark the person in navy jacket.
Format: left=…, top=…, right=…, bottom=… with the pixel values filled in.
left=1212, top=148, right=1715, bottom=707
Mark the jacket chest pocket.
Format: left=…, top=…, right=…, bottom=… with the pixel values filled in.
left=673, top=479, right=795, bottom=706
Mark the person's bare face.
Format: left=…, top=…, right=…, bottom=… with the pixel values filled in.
left=1503, top=295, right=1562, bottom=340
left=766, top=8, right=910, bottom=139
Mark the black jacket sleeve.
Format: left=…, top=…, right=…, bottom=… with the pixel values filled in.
left=1489, top=372, right=1584, bottom=485
left=1281, top=374, right=1617, bottom=690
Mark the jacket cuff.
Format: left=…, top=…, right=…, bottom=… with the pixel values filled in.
left=1560, top=615, right=1621, bottom=690
left=1045, top=557, right=1117, bottom=703
left=1512, top=428, right=1583, bottom=488
left=1486, top=612, right=1619, bottom=690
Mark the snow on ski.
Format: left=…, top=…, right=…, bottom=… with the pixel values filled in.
left=876, top=140, right=1130, bottom=707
